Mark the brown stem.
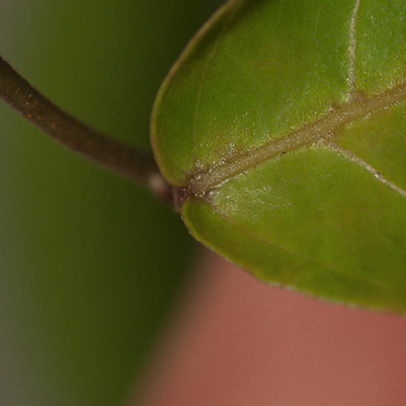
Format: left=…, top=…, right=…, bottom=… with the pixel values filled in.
left=0, top=55, right=172, bottom=202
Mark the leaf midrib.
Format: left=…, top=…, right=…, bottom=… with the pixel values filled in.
left=184, top=82, right=406, bottom=197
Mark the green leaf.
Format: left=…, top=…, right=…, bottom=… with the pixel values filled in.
left=152, top=0, right=406, bottom=313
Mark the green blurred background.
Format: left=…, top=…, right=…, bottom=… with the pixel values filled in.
left=0, top=0, right=222, bottom=405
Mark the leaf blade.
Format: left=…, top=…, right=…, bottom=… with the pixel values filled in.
left=153, top=0, right=406, bottom=312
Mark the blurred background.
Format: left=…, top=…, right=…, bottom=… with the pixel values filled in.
left=0, top=0, right=222, bottom=405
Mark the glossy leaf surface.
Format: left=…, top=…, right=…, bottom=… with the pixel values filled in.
left=152, top=0, right=406, bottom=313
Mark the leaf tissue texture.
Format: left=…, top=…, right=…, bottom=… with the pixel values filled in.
left=152, top=0, right=406, bottom=313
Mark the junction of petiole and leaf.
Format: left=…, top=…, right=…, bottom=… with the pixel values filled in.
left=0, top=56, right=173, bottom=203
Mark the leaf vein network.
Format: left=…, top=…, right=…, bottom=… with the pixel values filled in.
left=187, top=82, right=406, bottom=197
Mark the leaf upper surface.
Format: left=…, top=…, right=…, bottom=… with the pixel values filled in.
left=152, top=0, right=406, bottom=312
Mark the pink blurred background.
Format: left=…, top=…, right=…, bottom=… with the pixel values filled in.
left=133, top=251, right=406, bottom=406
